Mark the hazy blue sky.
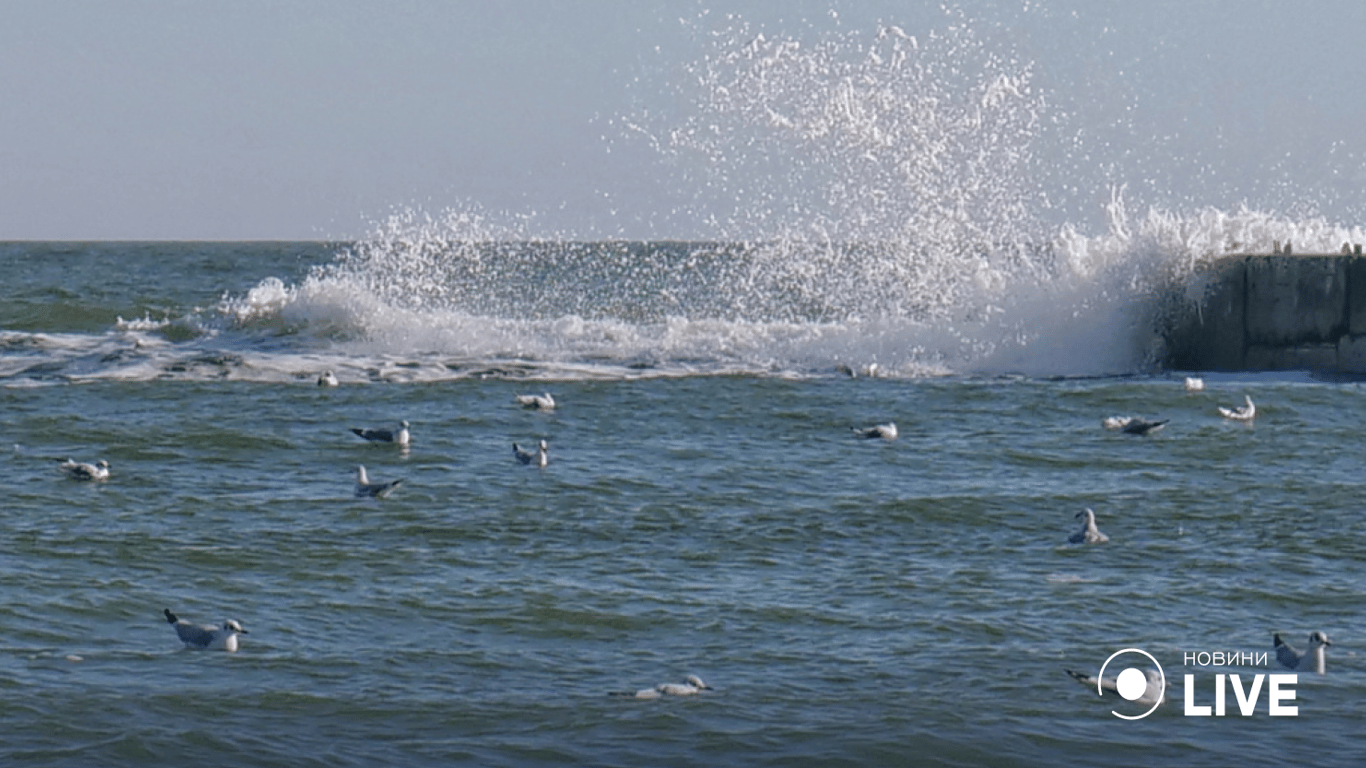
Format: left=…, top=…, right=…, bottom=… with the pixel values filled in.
left=3, top=1, right=1364, bottom=240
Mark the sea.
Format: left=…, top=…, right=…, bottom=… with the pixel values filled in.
left=2, top=233, right=1364, bottom=768
left=6, top=10, right=1366, bottom=767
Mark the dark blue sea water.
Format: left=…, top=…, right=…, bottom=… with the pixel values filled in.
left=2, top=240, right=1363, bottom=767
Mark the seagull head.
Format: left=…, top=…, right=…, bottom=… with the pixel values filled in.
left=1308, top=631, right=1331, bottom=648
left=222, top=619, right=248, bottom=635
left=685, top=674, right=712, bottom=691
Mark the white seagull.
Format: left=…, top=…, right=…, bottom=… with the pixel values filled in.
left=351, top=420, right=410, bottom=446
left=317, top=370, right=339, bottom=387
left=612, top=674, right=713, bottom=699
left=58, top=458, right=110, bottom=481
left=513, top=440, right=549, bottom=468
left=1184, top=376, right=1205, bottom=391
left=852, top=422, right=898, bottom=440
left=1218, top=395, right=1255, bottom=421
left=354, top=465, right=404, bottom=498
left=515, top=392, right=556, bottom=410
left=1274, top=631, right=1331, bottom=674
left=164, top=608, right=248, bottom=652
left=1068, top=508, right=1110, bottom=544
left=1065, top=667, right=1166, bottom=706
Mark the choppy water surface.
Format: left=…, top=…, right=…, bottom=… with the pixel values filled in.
left=5, top=359, right=1365, bottom=766
left=5, top=9, right=1366, bottom=761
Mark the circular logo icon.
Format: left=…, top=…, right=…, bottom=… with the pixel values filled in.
left=1096, top=648, right=1165, bottom=720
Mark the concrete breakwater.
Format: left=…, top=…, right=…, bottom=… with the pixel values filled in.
left=1163, top=250, right=1366, bottom=374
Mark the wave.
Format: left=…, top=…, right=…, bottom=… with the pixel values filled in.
left=6, top=13, right=1366, bottom=385
left=203, top=196, right=1362, bottom=381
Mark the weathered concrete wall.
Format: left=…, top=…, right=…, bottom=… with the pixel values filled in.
left=1164, top=254, right=1366, bottom=373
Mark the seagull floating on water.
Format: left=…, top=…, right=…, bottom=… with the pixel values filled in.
left=354, top=465, right=404, bottom=498
left=1218, top=395, right=1256, bottom=421
left=611, top=674, right=713, bottom=699
left=1103, top=416, right=1167, bottom=435
left=1184, top=376, right=1205, bottom=391
left=1274, top=631, right=1331, bottom=674
left=515, top=392, right=556, bottom=410
left=513, top=440, right=549, bottom=467
left=351, top=420, right=410, bottom=446
left=1068, top=508, right=1110, bottom=544
left=1065, top=667, right=1167, bottom=706
left=1121, top=418, right=1169, bottom=435
left=164, top=608, right=248, bottom=652
left=57, top=458, right=110, bottom=481
left=317, top=370, right=339, bottom=387
left=852, top=422, right=898, bottom=440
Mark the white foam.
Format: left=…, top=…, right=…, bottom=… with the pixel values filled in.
left=124, top=15, right=1366, bottom=382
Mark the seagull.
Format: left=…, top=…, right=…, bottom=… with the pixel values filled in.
left=852, top=422, right=898, bottom=440
left=163, top=608, right=248, bottom=652
left=1120, top=418, right=1168, bottom=435
left=317, top=370, right=339, bottom=387
left=1274, top=631, right=1332, bottom=674
left=515, top=392, right=556, bottom=410
left=351, top=420, right=410, bottom=446
left=58, top=458, right=110, bottom=481
left=1184, top=376, right=1205, bottom=391
left=1065, top=667, right=1167, bottom=706
left=354, top=465, right=404, bottom=498
left=1104, top=416, right=1168, bottom=434
left=513, top=440, right=549, bottom=468
left=1068, top=508, right=1110, bottom=544
left=1218, top=395, right=1255, bottom=421
left=611, top=674, right=713, bottom=699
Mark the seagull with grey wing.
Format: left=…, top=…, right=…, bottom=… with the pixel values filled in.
left=1219, top=395, right=1255, bottom=421
left=1274, top=631, right=1331, bottom=674
left=515, top=392, right=556, bottom=410
left=1121, top=418, right=1168, bottom=435
left=513, top=439, right=549, bottom=468
left=1065, top=667, right=1167, bottom=706
left=351, top=420, right=410, bottom=446
left=57, top=458, right=110, bottom=481
left=610, top=674, right=713, bottom=699
left=852, top=422, right=897, bottom=440
left=164, top=608, right=248, bottom=652
left=354, top=465, right=404, bottom=498
left=1068, top=508, right=1109, bottom=544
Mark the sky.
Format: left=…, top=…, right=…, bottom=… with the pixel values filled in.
left=2, top=0, right=1365, bottom=241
